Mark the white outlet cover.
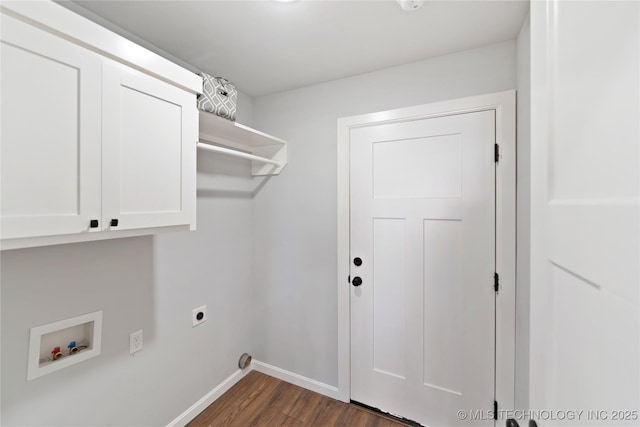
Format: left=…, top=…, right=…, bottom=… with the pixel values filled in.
left=192, top=305, right=207, bottom=327
left=129, top=330, right=143, bottom=355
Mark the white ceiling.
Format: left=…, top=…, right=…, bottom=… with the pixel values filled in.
left=69, top=0, right=529, bottom=97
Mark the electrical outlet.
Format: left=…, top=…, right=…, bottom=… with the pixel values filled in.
left=129, top=330, right=143, bottom=355
left=192, top=305, right=207, bottom=327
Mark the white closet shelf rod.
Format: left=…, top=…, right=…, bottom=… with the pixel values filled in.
left=196, top=142, right=282, bottom=167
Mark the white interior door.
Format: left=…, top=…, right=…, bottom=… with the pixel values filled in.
left=529, top=2, right=639, bottom=426
left=350, top=110, right=496, bottom=426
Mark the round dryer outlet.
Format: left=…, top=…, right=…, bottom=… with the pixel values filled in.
left=238, top=353, right=252, bottom=369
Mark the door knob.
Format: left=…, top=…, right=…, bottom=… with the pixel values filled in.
left=353, top=257, right=363, bottom=266
left=352, top=276, right=363, bottom=287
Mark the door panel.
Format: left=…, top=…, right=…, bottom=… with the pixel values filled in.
left=423, top=218, right=463, bottom=395
left=373, top=134, right=462, bottom=199
left=530, top=2, right=639, bottom=425
left=350, top=110, right=496, bottom=426
left=372, top=218, right=407, bottom=378
left=0, top=14, right=101, bottom=239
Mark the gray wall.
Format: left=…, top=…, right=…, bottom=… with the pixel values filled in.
left=515, top=13, right=531, bottom=411
left=251, top=40, right=518, bottom=387
left=0, top=98, right=256, bottom=426
left=1, top=32, right=527, bottom=426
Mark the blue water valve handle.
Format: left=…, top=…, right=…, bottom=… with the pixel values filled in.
left=68, top=341, right=79, bottom=354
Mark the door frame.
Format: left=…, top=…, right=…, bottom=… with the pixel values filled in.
left=336, top=90, right=517, bottom=413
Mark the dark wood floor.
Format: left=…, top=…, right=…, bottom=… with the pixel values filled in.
left=188, top=371, right=410, bottom=427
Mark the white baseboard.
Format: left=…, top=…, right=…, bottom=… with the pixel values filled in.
left=166, top=360, right=341, bottom=426
left=251, top=360, right=340, bottom=400
left=166, top=368, right=250, bottom=427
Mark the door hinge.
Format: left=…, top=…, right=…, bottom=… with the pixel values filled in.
left=494, top=272, right=499, bottom=292
left=494, top=144, right=500, bottom=163
left=494, top=400, right=498, bottom=420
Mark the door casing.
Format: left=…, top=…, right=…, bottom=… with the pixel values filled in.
left=336, top=90, right=517, bottom=412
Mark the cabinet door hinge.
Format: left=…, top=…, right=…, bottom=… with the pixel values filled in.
left=348, top=275, right=351, bottom=284
left=494, top=400, right=498, bottom=420
left=494, top=272, right=499, bottom=292
left=494, top=144, right=500, bottom=163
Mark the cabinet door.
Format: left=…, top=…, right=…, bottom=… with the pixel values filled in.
left=102, top=63, right=196, bottom=231
left=0, top=13, right=102, bottom=240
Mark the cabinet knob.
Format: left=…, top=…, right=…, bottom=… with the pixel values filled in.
left=352, top=276, right=363, bottom=287
left=110, top=219, right=119, bottom=227
left=90, top=219, right=99, bottom=228
left=353, top=257, right=363, bottom=266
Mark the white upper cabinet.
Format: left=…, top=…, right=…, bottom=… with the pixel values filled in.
left=0, top=1, right=201, bottom=249
left=102, top=62, right=197, bottom=231
left=1, top=13, right=102, bottom=240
